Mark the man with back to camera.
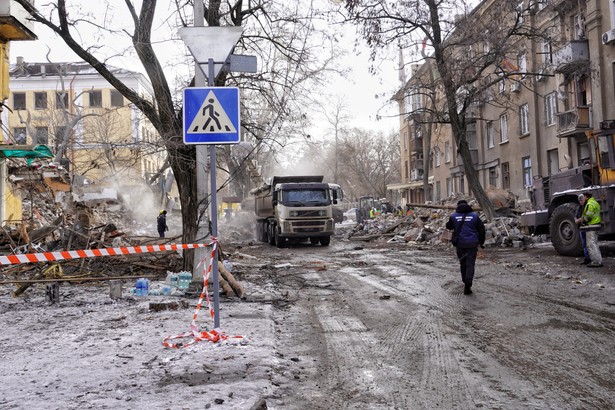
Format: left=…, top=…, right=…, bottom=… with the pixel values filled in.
left=446, top=200, right=486, bottom=295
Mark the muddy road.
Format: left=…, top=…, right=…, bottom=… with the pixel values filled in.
left=2, top=230, right=615, bottom=409
left=246, top=234, right=615, bottom=409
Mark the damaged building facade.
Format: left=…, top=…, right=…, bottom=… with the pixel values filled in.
left=392, top=0, right=615, bottom=207
left=1, top=59, right=175, bottom=221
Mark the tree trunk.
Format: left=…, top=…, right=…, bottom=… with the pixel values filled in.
left=455, top=131, right=496, bottom=221
left=166, top=137, right=199, bottom=272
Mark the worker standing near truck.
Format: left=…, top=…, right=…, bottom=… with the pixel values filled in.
left=576, top=194, right=590, bottom=265
left=576, top=192, right=603, bottom=268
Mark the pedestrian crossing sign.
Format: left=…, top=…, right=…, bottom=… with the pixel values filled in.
left=183, top=87, right=240, bottom=144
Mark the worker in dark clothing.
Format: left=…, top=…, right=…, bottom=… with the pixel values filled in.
left=446, top=200, right=486, bottom=295
left=157, top=210, right=168, bottom=238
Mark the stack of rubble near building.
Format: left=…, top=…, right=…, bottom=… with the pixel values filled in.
left=340, top=194, right=539, bottom=249
left=0, top=157, right=184, bottom=282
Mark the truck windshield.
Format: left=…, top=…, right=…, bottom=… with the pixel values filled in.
left=281, top=189, right=330, bottom=206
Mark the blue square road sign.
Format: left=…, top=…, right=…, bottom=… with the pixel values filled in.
left=183, top=87, right=240, bottom=144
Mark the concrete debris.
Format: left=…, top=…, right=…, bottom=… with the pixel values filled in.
left=337, top=196, right=540, bottom=249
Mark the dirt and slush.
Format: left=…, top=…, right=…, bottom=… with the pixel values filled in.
left=1, top=223, right=615, bottom=409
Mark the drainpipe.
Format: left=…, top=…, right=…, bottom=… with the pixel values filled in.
left=530, top=11, right=543, bottom=179
left=69, top=73, right=76, bottom=182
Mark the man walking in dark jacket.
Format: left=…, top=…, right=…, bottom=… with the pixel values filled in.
left=446, top=200, right=486, bottom=295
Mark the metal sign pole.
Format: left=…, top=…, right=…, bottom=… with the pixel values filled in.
left=207, top=58, right=220, bottom=328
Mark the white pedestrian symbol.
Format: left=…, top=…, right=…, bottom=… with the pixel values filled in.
left=187, top=90, right=237, bottom=134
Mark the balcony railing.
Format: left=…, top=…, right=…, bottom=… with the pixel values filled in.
left=552, top=40, right=589, bottom=75
left=556, top=106, right=590, bottom=137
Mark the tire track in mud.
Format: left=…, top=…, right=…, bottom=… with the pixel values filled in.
left=317, top=258, right=494, bottom=409
left=343, top=250, right=547, bottom=408
left=462, top=278, right=615, bottom=407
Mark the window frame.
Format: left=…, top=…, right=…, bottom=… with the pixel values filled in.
left=13, top=92, right=26, bottom=110
left=486, top=121, right=494, bottom=148
left=545, top=92, right=557, bottom=126
left=519, top=103, right=530, bottom=136
left=55, top=92, right=68, bottom=109
left=34, top=92, right=48, bottom=110
left=35, top=127, right=49, bottom=145
left=88, top=90, right=103, bottom=107
left=110, top=90, right=124, bottom=107
left=522, top=156, right=533, bottom=188
left=500, top=114, right=509, bottom=143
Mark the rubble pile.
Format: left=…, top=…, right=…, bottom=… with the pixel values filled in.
left=0, top=177, right=185, bottom=285
left=337, top=197, right=541, bottom=249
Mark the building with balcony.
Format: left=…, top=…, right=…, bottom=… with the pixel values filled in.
left=391, top=0, right=615, bottom=206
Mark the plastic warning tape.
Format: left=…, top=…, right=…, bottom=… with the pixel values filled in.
left=162, top=239, right=244, bottom=348
left=0, top=243, right=211, bottom=266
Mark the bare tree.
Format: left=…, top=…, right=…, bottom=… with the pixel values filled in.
left=16, top=0, right=340, bottom=269
left=337, top=128, right=400, bottom=199
left=342, top=0, right=553, bottom=220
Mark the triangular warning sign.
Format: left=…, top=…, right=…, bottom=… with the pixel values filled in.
left=187, top=91, right=237, bottom=134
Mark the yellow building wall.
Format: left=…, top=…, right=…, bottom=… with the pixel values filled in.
left=6, top=86, right=163, bottom=185
left=3, top=179, right=22, bottom=223
left=0, top=42, right=9, bottom=101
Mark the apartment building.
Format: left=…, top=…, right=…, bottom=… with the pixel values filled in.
left=393, top=0, right=615, bottom=206
left=4, top=60, right=165, bottom=187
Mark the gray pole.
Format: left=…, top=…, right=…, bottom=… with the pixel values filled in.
left=208, top=58, right=220, bottom=328
left=191, top=2, right=215, bottom=317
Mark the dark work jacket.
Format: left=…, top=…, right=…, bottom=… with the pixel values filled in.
left=157, top=214, right=168, bottom=232
left=445, top=203, right=486, bottom=248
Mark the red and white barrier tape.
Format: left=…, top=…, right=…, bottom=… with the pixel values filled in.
left=162, top=240, right=245, bottom=348
left=0, top=239, right=243, bottom=348
left=0, top=243, right=211, bottom=266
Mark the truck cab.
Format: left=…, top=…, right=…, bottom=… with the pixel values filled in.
left=253, top=176, right=335, bottom=247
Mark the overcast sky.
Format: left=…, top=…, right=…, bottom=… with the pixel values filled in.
left=9, top=2, right=401, bottom=136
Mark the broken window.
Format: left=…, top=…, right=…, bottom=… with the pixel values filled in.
left=110, top=90, right=124, bottom=107
left=13, top=127, right=26, bottom=144
left=89, top=90, right=102, bottom=107
left=34, top=92, right=48, bottom=110
left=13, top=92, right=26, bottom=110
left=35, top=127, right=49, bottom=145
left=55, top=92, right=68, bottom=109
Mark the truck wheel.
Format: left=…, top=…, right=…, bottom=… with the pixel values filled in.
left=275, top=229, right=285, bottom=248
left=549, top=203, right=583, bottom=256
left=268, top=223, right=276, bottom=246
left=319, top=236, right=331, bottom=246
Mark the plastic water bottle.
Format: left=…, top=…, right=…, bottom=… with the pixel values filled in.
left=135, top=278, right=150, bottom=296
left=223, top=260, right=232, bottom=273
left=170, top=274, right=179, bottom=288
left=177, top=272, right=191, bottom=290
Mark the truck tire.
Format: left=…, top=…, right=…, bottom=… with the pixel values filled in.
left=549, top=203, right=583, bottom=256
left=268, top=222, right=276, bottom=246
left=319, top=236, right=331, bottom=246
left=275, top=229, right=285, bottom=248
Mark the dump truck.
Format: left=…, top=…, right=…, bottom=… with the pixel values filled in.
left=251, top=175, right=335, bottom=247
left=520, top=123, right=615, bottom=256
